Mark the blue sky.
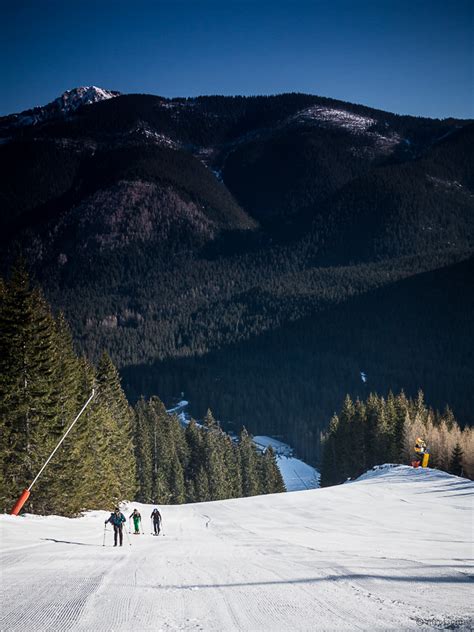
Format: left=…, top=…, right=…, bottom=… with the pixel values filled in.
left=1, top=0, right=472, bottom=118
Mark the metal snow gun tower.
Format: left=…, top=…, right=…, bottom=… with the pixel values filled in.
left=412, top=437, right=430, bottom=468
left=10, top=389, right=96, bottom=516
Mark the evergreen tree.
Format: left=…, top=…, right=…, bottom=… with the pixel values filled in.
left=96, top=353, right=136, bottom=501
left=134, top=398, right=153, bottom=502
left=169, top=457, right=185, bottom=504
left=37, top=312, right=87, bottom=515
left=364, top=393, right=379, bottom=469
left=146, top=397, right=173, bottom=503
left=184, top=419, right=204, bottom=502
left=203, top=408, right=218, bottom=430
left=168, top=414, right=189, bottom=479
left=449, top=443, right=464, bottom=477
left=392, top=391, right=409, bottom=462
left=224, top=435, right=243, bottom=498
left=195, top=465, right=210, bottom=501
left=239, top=428, right=260, bottom=497
left=71, top=358, right=106, bottom=510
left=350, top=398, right=367, bottom=477
left=320, top=415, right=340, bottom=487
left=337, top=395, right=356, bottom=482
left=260, top=446, right=286, bottom=493
left=0, top=267, right=60, bottom=513
left=146, top=397, right=167, bottom=502
left=203, top=412, right=228, bottom=500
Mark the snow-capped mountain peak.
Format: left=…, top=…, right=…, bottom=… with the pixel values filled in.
left=54, top=86, right=120, bottom=113
left=2, top=86, right=121, bottom=130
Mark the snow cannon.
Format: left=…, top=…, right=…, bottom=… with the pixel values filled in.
left=413, top=437, right=430, bottom=469
left=9, top=390, right=95, bottom=516
left=10, top=488, right=31, bottom=516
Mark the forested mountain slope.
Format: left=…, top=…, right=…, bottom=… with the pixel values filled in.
left=122, top=256, right=474, bottom=463
left=1, top=90, right=473, bottom=463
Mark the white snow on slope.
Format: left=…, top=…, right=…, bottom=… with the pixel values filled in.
left=254, top=436, right=320, bottom=491
left=166, top=400, right=189, bottom=415
left=289, top=105, right=402, bottom=153
left=129, top=121, right=178, bottom=148
left=1, top=465, right=472, bottom=631
left=276, top=455, right=320, bottom=491
left=292, top=105, right=375, bottom=133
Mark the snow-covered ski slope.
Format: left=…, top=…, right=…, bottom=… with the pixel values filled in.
left=1, top=465, right=472, bottom=631
left=165, top=402, right=320, bottom=492
left=253, top=436, right=320, bottom=491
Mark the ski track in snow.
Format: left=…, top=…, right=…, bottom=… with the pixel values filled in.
left=0, top=466, right=473, bottom=631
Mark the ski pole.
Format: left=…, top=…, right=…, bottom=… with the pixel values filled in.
left=123, top=524, right=132, bottom=547
left=103, top=524, right=107, bottom=547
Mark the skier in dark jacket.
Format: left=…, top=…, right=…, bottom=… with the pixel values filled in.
left=105, top=507, right=126, bottom=546
left=151, top=508, right=162, bottom=535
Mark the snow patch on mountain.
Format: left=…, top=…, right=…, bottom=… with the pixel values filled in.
left=426, top=175, right=465, bottom=191
left=292, top=105, right=375, bottom=133
left=128, top=120, right=178, bottom=148
left=290, top=105, right=402, bottom=152
left=160, top=100, right=196, bottom=110
left=166, top=400, right=190, bottom=416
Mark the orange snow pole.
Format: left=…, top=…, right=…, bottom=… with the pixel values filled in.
left=10, top=389, right=95, bottom=515
left=10, top=489, right=31, bottom=516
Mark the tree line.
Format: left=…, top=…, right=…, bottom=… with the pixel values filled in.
left=134, top=402, right=284, bottom=504
left=321, top=391, right=473, bottom=487
left=0, top=266, right=284, bottom=516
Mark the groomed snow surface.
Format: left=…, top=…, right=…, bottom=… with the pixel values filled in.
left=1, top=465, right=472, bottom=631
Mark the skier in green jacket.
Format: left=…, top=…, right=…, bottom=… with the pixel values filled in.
left=129, top=509, right=142, bottom=534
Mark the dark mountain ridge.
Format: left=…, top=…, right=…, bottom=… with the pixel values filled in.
left=1, top=88, right=473, bottom=463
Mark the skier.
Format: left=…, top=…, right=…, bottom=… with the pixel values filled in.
left=151, top=507, right=162, bottom=535
left=129, top=508, right=142, bottom=534
left=105, top=507, right=126, bottom=546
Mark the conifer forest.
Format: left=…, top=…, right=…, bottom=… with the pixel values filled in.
left=0, top=268, right=284, bottom=516
left=320, top=392, right=474, bottom=487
